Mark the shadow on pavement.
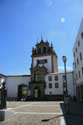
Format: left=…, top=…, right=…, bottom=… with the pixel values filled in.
left=41, top=114, right=64, bottom=122
left=60, top=102, right=83, bottom=125
left=41, top=102, right=83, bottom=125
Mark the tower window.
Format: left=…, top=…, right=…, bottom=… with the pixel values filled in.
left=43, top=47, right=46, bottom=53
left=38, top=48, right=41, bottom=54
left=44, top=59, right=47, bottom=63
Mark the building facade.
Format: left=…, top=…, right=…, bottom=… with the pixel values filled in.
left=0, top=39, right=75, bottom=101
left=45, top=72, right=74, bottom=97
left=73, top=19, right=83, bottom=101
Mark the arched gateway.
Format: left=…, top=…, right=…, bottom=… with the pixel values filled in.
left=17, top=84, right=28, bottom=101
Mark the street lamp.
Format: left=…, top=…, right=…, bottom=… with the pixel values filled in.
left=62, top=56, right=68, bottom=96
left=62, top=56, right=69, bottom=114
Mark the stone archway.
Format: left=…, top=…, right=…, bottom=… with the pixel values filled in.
left=17, top=84, right=28, bottom=101
left=33, top=87, right=41, bottom=100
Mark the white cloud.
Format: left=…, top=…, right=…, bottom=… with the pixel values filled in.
left=60, top=17, right=66, bottom=23
left=45, top=0, right=56, bottom=7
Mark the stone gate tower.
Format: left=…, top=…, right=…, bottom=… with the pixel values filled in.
left=30, top=39, right=58, bottom=100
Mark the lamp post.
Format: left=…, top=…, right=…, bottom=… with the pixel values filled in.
left=62, top=56, right=68, bottom=96
left=62, top=56, right=69, bottom=114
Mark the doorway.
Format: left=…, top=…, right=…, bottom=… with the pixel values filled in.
left=18, top=84, right=28, bottom=101
left=33, top=87, right=41, bottom=100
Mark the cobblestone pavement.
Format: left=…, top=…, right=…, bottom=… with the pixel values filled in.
left=0, top=101, right=63, bottom=125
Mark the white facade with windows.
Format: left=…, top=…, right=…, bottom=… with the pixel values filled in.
left=0, top=72, right=74, bottom=100
left=73, top=19, right=83, bottom=101
left=45, top=72, right=74, bottom=97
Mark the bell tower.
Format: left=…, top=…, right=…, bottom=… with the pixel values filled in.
left=30, top=38, right=58, bottom=100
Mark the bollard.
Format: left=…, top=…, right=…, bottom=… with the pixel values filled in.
left=0, top=110, right=5, bottom=121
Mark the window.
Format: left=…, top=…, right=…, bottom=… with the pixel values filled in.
left=78, top=40, right=80, bottom=46
left=48, top=76, right=52, bottom=81
left=80, top=52, right=82, bottom=60
left=55, top=83, right=59, bottom=88
left=75, top=62, right=76, bottom=68
left=55, top=76, right=58, bottom=81
left=77, top=58, right=79, bottom=65
left=81, top=32, right=83, bottom=39
left=36, top=75, right=41, bottom=81
left=76, top=48, right=77, bottom=52
left=82, top=67, right=83, bottom=75
left=76, top=73, right=78, bottom=80
left=38, top=48, right=41, bottom=54
left=43, top=47, right=46, bottom=53
left=74, top=52, right=75, bottom=57
left=37, top=59, right=47, bottom=64
left=79, top=71, right=80, bottom=78
left=44, top=59, right=47, bottom=63
left=49, top=83, right=52, bottom=88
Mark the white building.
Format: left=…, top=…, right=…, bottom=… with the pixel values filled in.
left=73, top=19, right=83, bottom=101
left=5, top=75, right=31, bottom=100
left=2, top=71, right=74, bottom=101
left=45, top=72, right=74, bottom=97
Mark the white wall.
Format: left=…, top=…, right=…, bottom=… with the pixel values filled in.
left=33, top=55, right=52, bottom=73
left=73, top=19, right=83, bottom=85
left=6, top=75, right=31, bottom=98
left=45, top=72, right=74, bottom=97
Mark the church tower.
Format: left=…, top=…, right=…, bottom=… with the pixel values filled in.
left=30, top=39, right=58, bottom=100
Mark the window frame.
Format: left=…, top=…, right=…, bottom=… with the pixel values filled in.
left=80, top=52, right=82, bottom=60
left=48, top=76, right=52, bottom=81
left=49, top=83, right=52, bottom=88
left=55, top=83, right=59, bottom=88
left=55, top=75, right=58, bottom=81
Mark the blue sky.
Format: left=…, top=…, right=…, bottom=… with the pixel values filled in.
left=0, top=0, right=83, bottom=75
